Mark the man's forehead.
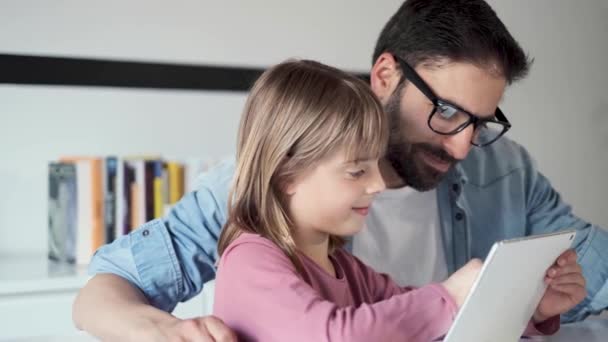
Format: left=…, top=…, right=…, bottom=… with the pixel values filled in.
left=415, top=60, right=507, bottom=116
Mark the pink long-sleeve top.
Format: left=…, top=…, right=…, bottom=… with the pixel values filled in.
left=213, top=233, right=458, bottom=341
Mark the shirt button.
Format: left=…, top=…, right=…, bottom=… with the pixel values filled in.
left=455, top=212, right=464, bottom=221
left=142, top=229, right=150, bottom=237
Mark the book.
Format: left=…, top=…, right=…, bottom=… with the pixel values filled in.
left=124, top=159, right=144, bottom=229
left=153, top=160, right=165, bottom=219
left=167, top=162, right=184, bottom=204
left=48, top=162, right=78, bottom=263
left=114, top=158, right=125, bottom=240
left=144, top=160, right=156, bottom=221
left=122, top=161, right=135, bottom=234
left=73, top=160, right=93, bottom=264
left=104, top=156, right=118, bottom=243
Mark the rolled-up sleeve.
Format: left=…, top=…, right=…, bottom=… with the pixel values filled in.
left=89, top=159, right=235, bottom=312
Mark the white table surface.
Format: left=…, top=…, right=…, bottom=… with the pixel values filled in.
left=8, top=318, right=606, bottom=341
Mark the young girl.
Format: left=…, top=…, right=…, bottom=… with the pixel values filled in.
left=212, top=60, right=555, bottom=341
left=212, top=59, right=460, bottom=341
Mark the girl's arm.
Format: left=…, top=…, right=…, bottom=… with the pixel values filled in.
left=213, top=236, right=457, bottom=342
left=346, top=251, right=559, bottom=336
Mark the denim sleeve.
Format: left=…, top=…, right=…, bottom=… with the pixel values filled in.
left=524, top=157, right=608, bottom=322
left=88, top=159, right=235, bottom=312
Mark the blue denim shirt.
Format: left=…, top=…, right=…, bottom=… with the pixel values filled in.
left=89, top=137, right=608, bottom=322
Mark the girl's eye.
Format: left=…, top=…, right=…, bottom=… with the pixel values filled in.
left=348, top=170, right=365, bottom=178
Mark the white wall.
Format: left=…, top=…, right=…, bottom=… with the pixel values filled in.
left=1, top=0, right=606, bottom=255
left=0, top=0, right=403, bottom=255
left=487, top=0, right=608, bottom=228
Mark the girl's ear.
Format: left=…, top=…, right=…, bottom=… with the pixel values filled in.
left=284, top=179, right=297, bottom=196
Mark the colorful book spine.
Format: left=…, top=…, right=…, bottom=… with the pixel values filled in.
left=167, top=162, right=184, bottom=204
left=46, top=155, right=212, bottom=264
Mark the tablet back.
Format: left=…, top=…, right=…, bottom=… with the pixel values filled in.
left=443, top=230, right=576, bottom=342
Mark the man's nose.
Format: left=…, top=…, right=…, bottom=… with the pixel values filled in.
left=441, top=125, right=473, bottom=161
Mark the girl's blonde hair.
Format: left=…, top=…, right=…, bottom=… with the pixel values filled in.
left=217, top=59, right=388, bottom=272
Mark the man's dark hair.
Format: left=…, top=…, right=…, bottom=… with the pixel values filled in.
left=373, top=0, right=533, bottom=84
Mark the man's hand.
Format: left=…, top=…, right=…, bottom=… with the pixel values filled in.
left=151, top=315, right=238, bottom=342
left=533, top=249, right=587, bottom=323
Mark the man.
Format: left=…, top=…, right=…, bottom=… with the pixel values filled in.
left=73, top=0, right=606, bottom=340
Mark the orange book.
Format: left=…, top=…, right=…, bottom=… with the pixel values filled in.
left=60, top=156, right=104, bottom=264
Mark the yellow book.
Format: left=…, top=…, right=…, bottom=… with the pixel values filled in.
left=167, top=162, right=184, bottom=204
left=153, top=163, right=164, bottom=219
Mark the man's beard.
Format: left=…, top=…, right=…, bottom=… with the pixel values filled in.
left=384, top=92, right=458, bottom=192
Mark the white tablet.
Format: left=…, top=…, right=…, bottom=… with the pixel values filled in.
left=443, top=229, right=577, bottom=342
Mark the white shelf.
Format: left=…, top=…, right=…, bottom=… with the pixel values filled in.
left=0, top=254, right=90, bottom=296
left=0, top=254, right=209, bottom=340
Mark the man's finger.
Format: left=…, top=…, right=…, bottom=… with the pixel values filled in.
left=547, top=263, right=582, bottom=278
left=550, top=283, right=587, bottom=300
left=556, top=249, right=577, bottom=266
left=550, top=273, right=586, bottom=287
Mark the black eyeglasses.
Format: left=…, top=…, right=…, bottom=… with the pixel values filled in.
left=392, top=54, right=511, bottom=147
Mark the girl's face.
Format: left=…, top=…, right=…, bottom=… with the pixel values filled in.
left=286, top=147, right=386, bottom=243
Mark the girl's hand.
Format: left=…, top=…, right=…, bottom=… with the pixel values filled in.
left=441, top=258, right=483, bottom=307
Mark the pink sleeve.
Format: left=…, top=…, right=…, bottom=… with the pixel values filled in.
left=345, top=251, right=418, bottom=300
left=214, top=238, right=457, bottom=342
